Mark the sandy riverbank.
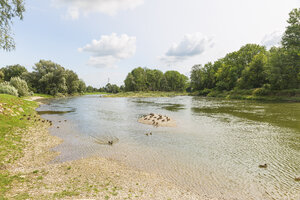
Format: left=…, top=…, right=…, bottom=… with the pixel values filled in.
left=7, top=114, right=207, bottom=199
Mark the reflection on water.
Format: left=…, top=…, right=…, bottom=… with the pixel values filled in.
left=37, top=95, right=300, bottom=200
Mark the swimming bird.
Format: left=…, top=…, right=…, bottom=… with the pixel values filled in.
left=259, top=164, right=267, bottom=168
left=27, top=117, right=31, bottom=120
left=64, top=120, right=67, bottom=122
left=108, top=141, right=113, bottom=145
left=145, top=133, right=149, bottom=136
left=59, top=121, right=61, bottom=123
left=149, top=132, right=152, bottom=135
left=57, top=126, right=59, bottom=128
left=295, top=177, right=300, bottom=181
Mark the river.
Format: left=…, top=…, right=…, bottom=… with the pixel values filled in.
left=37, top=95, right=300, bottom=200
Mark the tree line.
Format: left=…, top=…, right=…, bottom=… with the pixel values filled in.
left=124, top=67, right=188, bottom=92
left=190, top=8, right=300, bottom=96
left=0, top=60, right=86, bottom=96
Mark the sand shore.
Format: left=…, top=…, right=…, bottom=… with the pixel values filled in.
left=7, top=115, right=207, bottom=199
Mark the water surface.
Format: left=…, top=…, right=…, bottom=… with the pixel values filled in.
left=37, top=95, right=300, bottom=200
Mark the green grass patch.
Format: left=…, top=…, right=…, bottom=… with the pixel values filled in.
left=104, top=91, right=188, bottom=98
left=53, top=190, right=80, bottom=198
left=0, top=94, right=40, bottom=199
left=32, top=93, right=54, bottom=98
left=83, top=92, right=109, bottom=95
left=195, top=88, right=300, bottom=102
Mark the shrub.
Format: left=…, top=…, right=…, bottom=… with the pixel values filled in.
left=252, top=87, right=271, bottom=96
left=0, top=82, right=18, bottom=96
left=9, top=77, right=30, bottom=97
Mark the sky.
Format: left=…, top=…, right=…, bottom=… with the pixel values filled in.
left=0, top=0, right=299, bottom=87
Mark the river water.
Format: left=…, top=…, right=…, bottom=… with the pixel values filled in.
left=37, top=95, right=300, bottom=200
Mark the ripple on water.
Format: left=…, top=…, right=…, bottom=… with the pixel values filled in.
left=38, top=96, right=300, bottom=200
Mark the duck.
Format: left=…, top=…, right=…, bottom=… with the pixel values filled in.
left=64, top=120, right=67, bottom=122
left=259, top=164, right=267, bottom=168
left=295, top=177, right=300, bottom=181
left=108, top=141, right=113, bottom=145
left=57, top=126, right=59, bottom=128
left=149, top=132, right=152, bottom=135
left=145, top=133, right=149, bottom=136
left=27, top=117, right=31, bottom=120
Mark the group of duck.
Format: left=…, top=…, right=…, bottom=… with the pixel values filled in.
left=20, top=114, right=53, bottom=126
left=143, top=113, right=171, bottom=127
left=19, top=114, right=69, bottom=129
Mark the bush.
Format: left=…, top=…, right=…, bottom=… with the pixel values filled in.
left=9, top=77, right=30, bottom=97
left=252, top=87, right=271, bottom=96
left=0, top=82, right=18, bottom=96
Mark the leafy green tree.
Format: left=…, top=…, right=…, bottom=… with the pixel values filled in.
left=238, top=53, right=267, bottom=89
left=215, top=63, right=239, bottom=91
left=145, top=69, right=163, bottom=91
left=282, top=8, right=300, bottom=52
left=0, top=70, right=4, bottom=82
left=190, top=64, right=205, bottom=91
left=86, top=86, right=94, bottom=93
left=163, top=71, right=188, bottom=92
left=104, top=83, right=120, bottom=93
left=9, top=76, right=29, bottom=96
left=0, top=81, right=18, bottom=96
left=65, top=70, right=80, bottom=94
left=77, top=79, right=86, bottom=93
left=0, top=0, right=25, bottom=51
left=1, top=64, right=27, bottom=81
left=26, top=60, right=67, bottom=95
left=266, top=47, right=298, bottom=89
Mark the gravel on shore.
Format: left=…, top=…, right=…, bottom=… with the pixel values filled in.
left=6, top=118, right=208, bottom=199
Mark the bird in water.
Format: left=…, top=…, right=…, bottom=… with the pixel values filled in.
left=108, top=141, right=113, bottom=145
left=259, top=164, right=267, bottom=168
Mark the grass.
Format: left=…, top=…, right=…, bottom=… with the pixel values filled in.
left=194, top=88, right=300, bottom=102
left=83, top=92, right=109, bottom=95
left=104, top=91, right=188, bottom=98
left=0, top=94, right=40, bottom=199
left=32, top=93, right=54, bottom=98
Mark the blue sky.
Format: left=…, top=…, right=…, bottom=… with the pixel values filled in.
left=0, top=0, right=299, bottom=87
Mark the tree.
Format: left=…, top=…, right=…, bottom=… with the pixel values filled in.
left=266, top=47, right=298, bottom=89
left=282, top=8, right=300, bottom=52
left=9, top=76, right=29, bottom=96
left=1, top=64, right=27, bottom=81
left=0, top=70, right=4, bottom=82
left=65, top=70, right=79, bottom=94
left=163, top=71, right=188, bottom=92
left=238, top=53, right=267, bottom=89
left=0, top=0, right=25, bottom=51
left=77, top=79, right=86, bottom=93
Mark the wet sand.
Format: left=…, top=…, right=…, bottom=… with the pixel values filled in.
left=7, top=117, right=206, bottom=199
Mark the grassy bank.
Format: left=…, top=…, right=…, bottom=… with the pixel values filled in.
left=83, top=92, right=109, bottom=95
left=0, top=94, right=40, bottom=198
left=104, top=91, right=188, bottom=98
left=193, top=88, right=300, bottom=102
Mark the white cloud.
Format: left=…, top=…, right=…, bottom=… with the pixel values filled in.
left=79, top=33, right=136, bottom=68
left=54, top=0, right=144, bottom=19
left=261, top=30, right=283, bottom=48
left=161, top=33, right=214, bottom=64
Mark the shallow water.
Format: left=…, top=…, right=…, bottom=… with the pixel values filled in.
left=37, top=95, right=300, bottom=200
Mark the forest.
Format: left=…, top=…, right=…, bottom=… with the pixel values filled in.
left=190, top=8, right=300, bottom=97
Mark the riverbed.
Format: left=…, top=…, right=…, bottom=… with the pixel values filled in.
left=37, top=95, right=300, bottom=200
